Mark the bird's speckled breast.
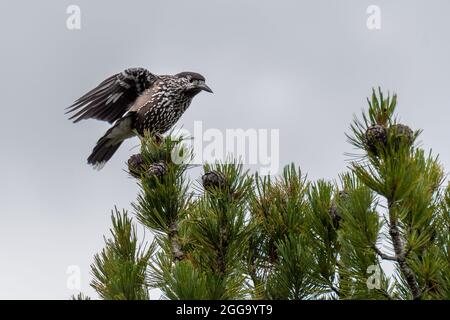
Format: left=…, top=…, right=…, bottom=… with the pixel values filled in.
left=134, top=78, right=193, bottom=135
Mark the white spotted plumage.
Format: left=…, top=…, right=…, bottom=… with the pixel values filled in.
left=69, top=69, right=211, bottom=168
left=134, top=76, right=193, bottom=135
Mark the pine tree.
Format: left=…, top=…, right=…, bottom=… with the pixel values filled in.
left=80, top=88, right=449, bottom=300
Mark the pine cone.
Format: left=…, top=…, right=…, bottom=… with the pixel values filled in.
left=147, top=161, right=168, bottom=178
left=389, top=123, right=413, bottom=150
left=365, top=125, right=387, bottom=155
left=338, top=190, right=349, bottom=201
left=202, top=171, right=227, bottom=191
left=328, top=203, right=342, bottom=229
left=328, top=191, right=348, bottom=229
left=128, top=154, right=145, bottom=178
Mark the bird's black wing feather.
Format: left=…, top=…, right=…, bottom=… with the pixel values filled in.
left=66, top=68, right=158, bottom=123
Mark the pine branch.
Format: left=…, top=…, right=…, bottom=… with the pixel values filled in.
left=216, top=222, right=229, bottom=275
left=373, top=245, right=398, bottom=262
left=387, top=201, right=422, bottom=300
left=168, top=221, right=184, bottom=261
left=132, top=134, right=192, bottom=263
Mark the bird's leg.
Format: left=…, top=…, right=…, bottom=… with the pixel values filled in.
left=153, top=132, right=164, bottom=145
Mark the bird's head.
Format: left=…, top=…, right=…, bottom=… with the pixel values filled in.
left=176, top=71, right=213, bottom=97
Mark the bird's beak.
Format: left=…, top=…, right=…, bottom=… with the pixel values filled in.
left=197, top=83, right=213, bottom=93
left=185, top=82, right=213, bottom=96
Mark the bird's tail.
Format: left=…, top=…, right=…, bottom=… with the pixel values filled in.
left=87, top=136, right=123, bottom=170
left=87, top=115, right=135, bottom=169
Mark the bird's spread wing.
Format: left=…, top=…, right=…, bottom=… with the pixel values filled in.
left=66, top=68, right=158, bottom=124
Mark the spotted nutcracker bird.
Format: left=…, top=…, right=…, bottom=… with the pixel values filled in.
left=66, top=68, right=212, bottom=169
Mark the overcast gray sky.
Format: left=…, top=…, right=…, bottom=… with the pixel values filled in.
left=0, top=0, right=449, bottom=299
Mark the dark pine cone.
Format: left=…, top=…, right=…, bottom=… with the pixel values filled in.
left=329, top=202, right=342, bottom=229
left=328, top=191, right=349, bottom=229
left=202, top=171, right=227, bottom=191
left=128, top=154, right=145, bottom=178
left=147, top=161, right=168, bottom=178
left=365, top=125, right=387, bottom=155
left=389, top=123, right=413, bottom=150
left=338, top=190, right=350, bottom=201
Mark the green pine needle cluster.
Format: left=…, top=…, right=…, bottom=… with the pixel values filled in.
left=90, top=208, right=154, bottom=300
